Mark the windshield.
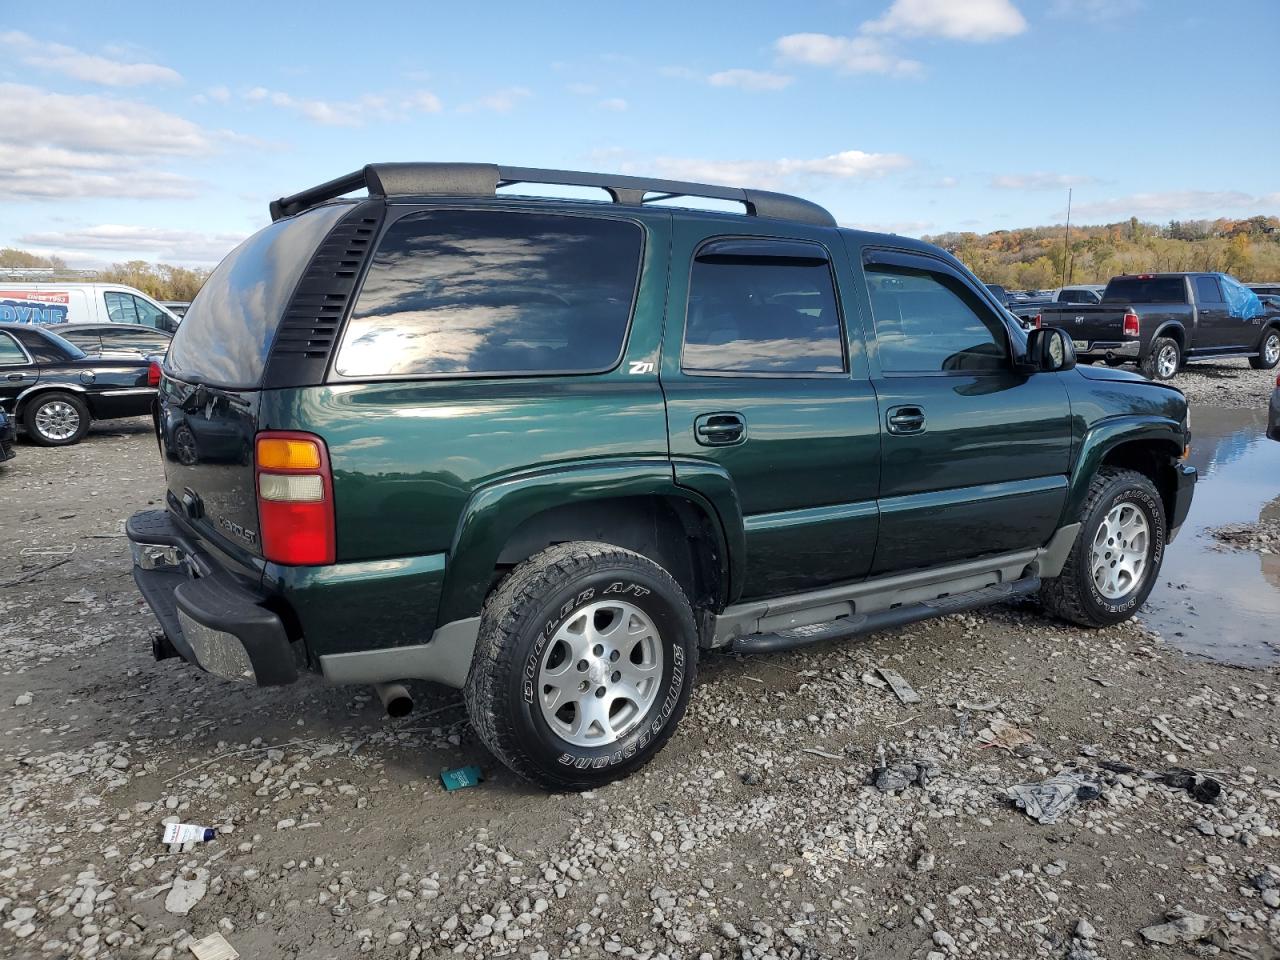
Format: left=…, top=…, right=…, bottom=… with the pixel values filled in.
left=166, top=203, right=350, bottom=387
left=1102, top=277, right=1186, bottom=304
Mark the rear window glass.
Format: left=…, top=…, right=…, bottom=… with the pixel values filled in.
left=334, top=210, right=642, bottom=378
left=1102, top=277, right=1186, bottom=304
left=166, top=203, right=350, bottom=387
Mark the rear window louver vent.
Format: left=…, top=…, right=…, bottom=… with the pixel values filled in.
left=262, top=201, right=384, bottom=389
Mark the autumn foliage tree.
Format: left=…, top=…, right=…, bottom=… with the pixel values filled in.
left=928, top=216, right=1280, bottom=290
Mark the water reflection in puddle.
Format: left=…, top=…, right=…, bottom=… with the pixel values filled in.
left=1142, top=404, right=1280, bottom=666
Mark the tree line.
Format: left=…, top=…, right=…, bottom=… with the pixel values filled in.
left=5, top=212, right=1280, bottom=302
left=0, top=249, right=210, bottom=302
left=926, top=216, right=1280, bottom=291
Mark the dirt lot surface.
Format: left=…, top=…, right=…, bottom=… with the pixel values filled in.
left=3, top=418, right=1280, bottom=960
left=1165, top=358, right=1278, bottom=410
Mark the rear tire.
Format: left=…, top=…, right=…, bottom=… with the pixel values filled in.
left=1250, top=328, right=1280, bottom=370
left=23, top=392, right=91, bottom=446
left=464, top=542, right=698, bottom=791
left=1141, top=337, right=1181, bottom=380
left=1040, top=467, right=1166, bottom=628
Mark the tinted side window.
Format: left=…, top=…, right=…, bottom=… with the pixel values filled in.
left=866, top=263, right=1008, bottom=373
left=104, top=291, right=140, bottom=323
left=0, top=332, right=26, bottom=364
left=682, top=247, right=844, bottom=374
left=11, top=326, right=79, bottom=362
left=1194, top=276, right=1223, bottom=303
left=335, top=210, right=642, bottom=378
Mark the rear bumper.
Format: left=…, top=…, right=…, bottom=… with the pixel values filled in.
left=1076, top=340, right=1140, bottom=361
left=1167, top=462, right=1197, bottom=542
left=127, top=509, right=298, bottom=685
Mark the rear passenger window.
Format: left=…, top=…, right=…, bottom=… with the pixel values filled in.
left=335, top=210, right=642, bottom=378
left=1194, top=276, right=1222, bottom=304
left=682, top=240, right=844, bottom=374
left=0, top=332, right=25, bottom=364
left=865, top=263, right=1008, bottom=374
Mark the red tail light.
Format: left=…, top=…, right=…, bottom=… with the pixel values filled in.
left=1033, top=313, right=1042, bottom=328
left=1122, top=312, right=1140, bottom=337
left=147, top=361, right=161, bottom=387
left=255, top=431, right=335, bottom=565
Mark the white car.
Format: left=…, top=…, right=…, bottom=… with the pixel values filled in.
left=0, top=282, right=181, bottom=333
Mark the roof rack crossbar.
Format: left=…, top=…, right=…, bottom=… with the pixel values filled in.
left=270, top=162, right=836, bottom=227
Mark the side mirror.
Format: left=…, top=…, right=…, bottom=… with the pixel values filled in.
left=1025, top=326, right=1076, bottom=373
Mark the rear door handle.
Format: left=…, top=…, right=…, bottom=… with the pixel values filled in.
left=694, top=412, right=746, bottom=446
left=886, top=405, right=926, bottom=435
left=6, top=373, right=25, bottom=381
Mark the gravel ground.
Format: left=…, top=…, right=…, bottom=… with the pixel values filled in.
left=1164, top=358, right=1278, bottom=410
left=3, top=423, right=1280, bottom=960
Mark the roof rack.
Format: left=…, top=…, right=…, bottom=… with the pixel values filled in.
left=268, top=162, right=836, bottom=228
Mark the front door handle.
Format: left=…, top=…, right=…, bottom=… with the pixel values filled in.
left=694, top=412, right=746, bottom=446
left=886, top=405, right=926, bottom=435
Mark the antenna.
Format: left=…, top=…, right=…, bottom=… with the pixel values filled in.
left=1061, top=188, right=1073, bottom=287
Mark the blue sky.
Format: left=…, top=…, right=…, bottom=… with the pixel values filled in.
left=2, top=0, right=1277, bottom=267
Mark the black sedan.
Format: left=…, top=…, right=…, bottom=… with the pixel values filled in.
left=49, top=322, right=172, bottom=359
left=0, top=407, right=14, bottom=462
left=0, top=322, right=158, bottom=447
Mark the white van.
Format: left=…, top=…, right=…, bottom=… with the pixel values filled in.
left=0, top=283, right=181, bottom=333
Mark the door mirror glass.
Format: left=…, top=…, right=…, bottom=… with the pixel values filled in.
left=1026, top=326, right=1076, bottom=373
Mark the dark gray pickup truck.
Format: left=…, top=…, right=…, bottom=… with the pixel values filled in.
left=1038, top=273, right=1280, bottom=380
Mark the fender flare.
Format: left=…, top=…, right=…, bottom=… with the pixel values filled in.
left=437, top=458, right=743, bottom=625
left=1148, top=321, right=1186, bottom=352
left=1062, top=415, right=1183, bottom=522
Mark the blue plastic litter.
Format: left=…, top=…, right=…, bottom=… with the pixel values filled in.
left=441, top=765, right=483, bottom=791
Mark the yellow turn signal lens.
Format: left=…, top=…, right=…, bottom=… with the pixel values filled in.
left=256, top=437, right=322, bottom=470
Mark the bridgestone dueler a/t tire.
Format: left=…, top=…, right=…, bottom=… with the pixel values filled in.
left=1040, top=467, right=1166, bottom=628
left=464, top=542, right=698, bottom=791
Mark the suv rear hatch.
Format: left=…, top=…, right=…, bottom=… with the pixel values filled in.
left=158, top=202, right=357, bottom=574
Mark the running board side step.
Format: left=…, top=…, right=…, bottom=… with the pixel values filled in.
left=729, top=576, right=1041, bottom=655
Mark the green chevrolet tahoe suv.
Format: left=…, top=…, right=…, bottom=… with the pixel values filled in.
left=128, top=163, right=1196, bottom=790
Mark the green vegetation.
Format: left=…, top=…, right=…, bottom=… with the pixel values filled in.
left=926, top=216, right=1280, bottom=290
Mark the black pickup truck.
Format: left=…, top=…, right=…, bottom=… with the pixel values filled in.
left=1037, top=273, right=1280, bottom=380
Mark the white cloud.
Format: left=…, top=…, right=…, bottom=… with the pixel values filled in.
left=1069, top=190, right=1280, bottom=222
left=775, top=33, right=922, bottom=76
left=991, top=172, right=1098, bottom=190
left=458, top=86, right=532, bottom=113
left=0, top=30, right=181, bottom=86
left=243, top=87, right=442, bottom=126
left=863, top=0, right=1028, bottom=41
left=707, top=68, right=794, bottom=91
left=565, top=82, right=598, bottom=95
left=598, top=97, right=628, bottom=112
left=18, top=225, right=246, bottom=266
left=635, top=149, right=912, bottom=188
left=0, top=83, right=216, bottom=201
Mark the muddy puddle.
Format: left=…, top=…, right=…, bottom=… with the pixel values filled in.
left=1141, top=404, right=1280, bottom=666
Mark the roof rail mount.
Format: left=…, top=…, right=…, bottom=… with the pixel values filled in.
left=269, top=162, right=836, bottom=228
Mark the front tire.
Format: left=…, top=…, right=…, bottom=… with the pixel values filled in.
left=1141, top=337, right=1181, bottom=380
left=464, top=542, right=698, bottom=791
left=23, top=392, right=91, bottom=446
left=1041, top=467, right=1166, bottom=627
left=1250, top=328, right=1280, bottom=370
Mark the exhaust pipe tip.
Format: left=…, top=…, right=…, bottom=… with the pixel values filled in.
left=374, top=682, right=413, bottom=718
